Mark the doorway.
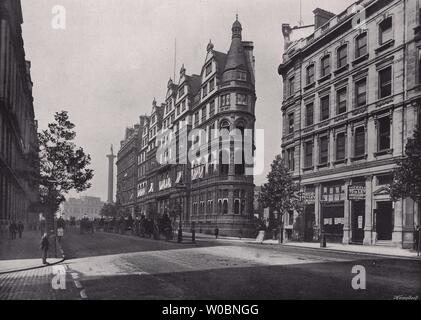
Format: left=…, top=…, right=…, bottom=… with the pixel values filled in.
left=304, top=205, right=315, bottom=242
left=351, top=201, right=365, bottom=243
left=376, top=201, right=393, bottom=241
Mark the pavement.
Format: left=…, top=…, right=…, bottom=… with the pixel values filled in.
left=182, top=231, right=421, bottom=259
left=0, top=230, right=64, bottom=273
left=1, top=229, right=420, bottom=300
left=0, top=230, right=79, bottom=300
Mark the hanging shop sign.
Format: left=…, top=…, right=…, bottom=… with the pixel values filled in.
left=348, top=185, right=366, bottom=200
left=302, top=192, right=316, bottom=203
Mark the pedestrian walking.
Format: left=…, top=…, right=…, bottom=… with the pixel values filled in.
left=57, top=217, right=65, bottom=244
left=57, top=226, right=64, bottom=243
left=9, top=221, right=17, bottom=240
left=40, top=233, right=49, bottom=265
left=17, top=221, right=24, bottom=239
left=191, top=222, right=196, bottom=243
left=415, top=225, right=421, bottom=256
left=214, top=226, right=219, bottom=239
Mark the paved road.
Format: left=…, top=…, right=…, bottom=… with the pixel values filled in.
left=56, top=230, right=421, bottom=300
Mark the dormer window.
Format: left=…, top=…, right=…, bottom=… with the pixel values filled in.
left=178, top=85, right=185, bottom=97
left=379, top=17, right=393, bottom=45
left=205, top=63, right=212, bottom=76
left=209, top=78, right=215, bottom=92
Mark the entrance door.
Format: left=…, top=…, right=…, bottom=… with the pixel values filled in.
left=376, top=201, right=393, bottom=241
left=351, top=201, right=365, bottom=243
left=304, top=205, right=315, bottom=241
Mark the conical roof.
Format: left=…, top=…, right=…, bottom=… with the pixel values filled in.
left=224, top=16, right=248, bottom=73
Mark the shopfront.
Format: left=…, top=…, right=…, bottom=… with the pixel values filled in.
left=320, top=182, right=345, bottom=243
left=348, top=184, right=366, bottom=244
left=300, top=187, right=316, bottom=242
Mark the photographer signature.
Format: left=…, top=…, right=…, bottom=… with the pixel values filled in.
left=393, top=295, right=418, bottom=300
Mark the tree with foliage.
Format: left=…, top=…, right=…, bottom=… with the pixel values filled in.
left=259, top=155, right=302, bottom=243
left=100, top=203, right=118, bottom=218
left=38, top=111, right=94, bottom=229
left=390, top=128, right=421, bottom=204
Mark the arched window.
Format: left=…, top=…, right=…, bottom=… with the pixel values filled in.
left=234, top=149, right=245, bottom=175
left=220, top=119, right=230, bottom=130
left=207, top=153, right=214, bottom=175
left=234, top=121, right=246, bottom=175
left=219, top=150, right=229, bottom=176
left=223, top=199, right=228, bottom=214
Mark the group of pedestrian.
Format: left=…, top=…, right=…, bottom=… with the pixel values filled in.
left=100, top=214, right=175, bottom=241
left=8, top=221, right=24, bottom=240
left=80, top=215, right=94, bottom=234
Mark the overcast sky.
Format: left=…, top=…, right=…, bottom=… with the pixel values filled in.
left=21, top=0, right=355, bottom=201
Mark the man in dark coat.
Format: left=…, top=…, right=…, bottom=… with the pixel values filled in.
left=9, top=221, right=17, bottom=240
left=17, top=221, right=24, bottom=239
left=40, top=233, right=49, bottom=265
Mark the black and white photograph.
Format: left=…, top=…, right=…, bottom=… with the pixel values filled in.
left=0, top=0, right=420, bottom=307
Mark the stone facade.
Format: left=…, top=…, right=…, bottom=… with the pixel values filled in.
left=0, top=0, right=40, bottom=230
left=279, top=0, right=421, bottom=248
left=62, top=196, right=105, bottom=220
left=116, top=18, right=257, bottom=237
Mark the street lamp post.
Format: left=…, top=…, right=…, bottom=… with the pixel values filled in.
left=320, top=204, right=326, bottom=248
left=177, top=200, right=183, bottom=243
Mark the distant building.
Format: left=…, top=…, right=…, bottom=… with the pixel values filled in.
left=62, top=196, right=105, bottom=220
left=0, top=0, right=40, bottom=229
left=278, top=0, right=420, bottom=248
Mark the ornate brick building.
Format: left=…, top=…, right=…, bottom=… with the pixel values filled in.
left=0, top=0, right=40, bottom=230
left=116, top=17, right=257, bottom=236
left=279, top=0, right=421, bottom=248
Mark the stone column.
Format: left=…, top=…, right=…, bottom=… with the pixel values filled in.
left=343, top=179, right=351, bottom=244
left=367, top=116, right=376, bottom=162
left=392, top=199, right=403, bottom=247
left=329, top=130, right=334, bottom=169
left=363, top=175, right=373, bottom=245
left=106, top=146, right=116, bottom=203
left=314, top=184, right=321, bottom=241
left=392, top=107, right=402, bottom=157
left=313, top=136, right=318, bottom=170
left=347, top=124, right=352, bottom=162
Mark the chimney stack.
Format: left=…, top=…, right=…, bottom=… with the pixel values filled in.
left=313, top=8, right=335, bottom=30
